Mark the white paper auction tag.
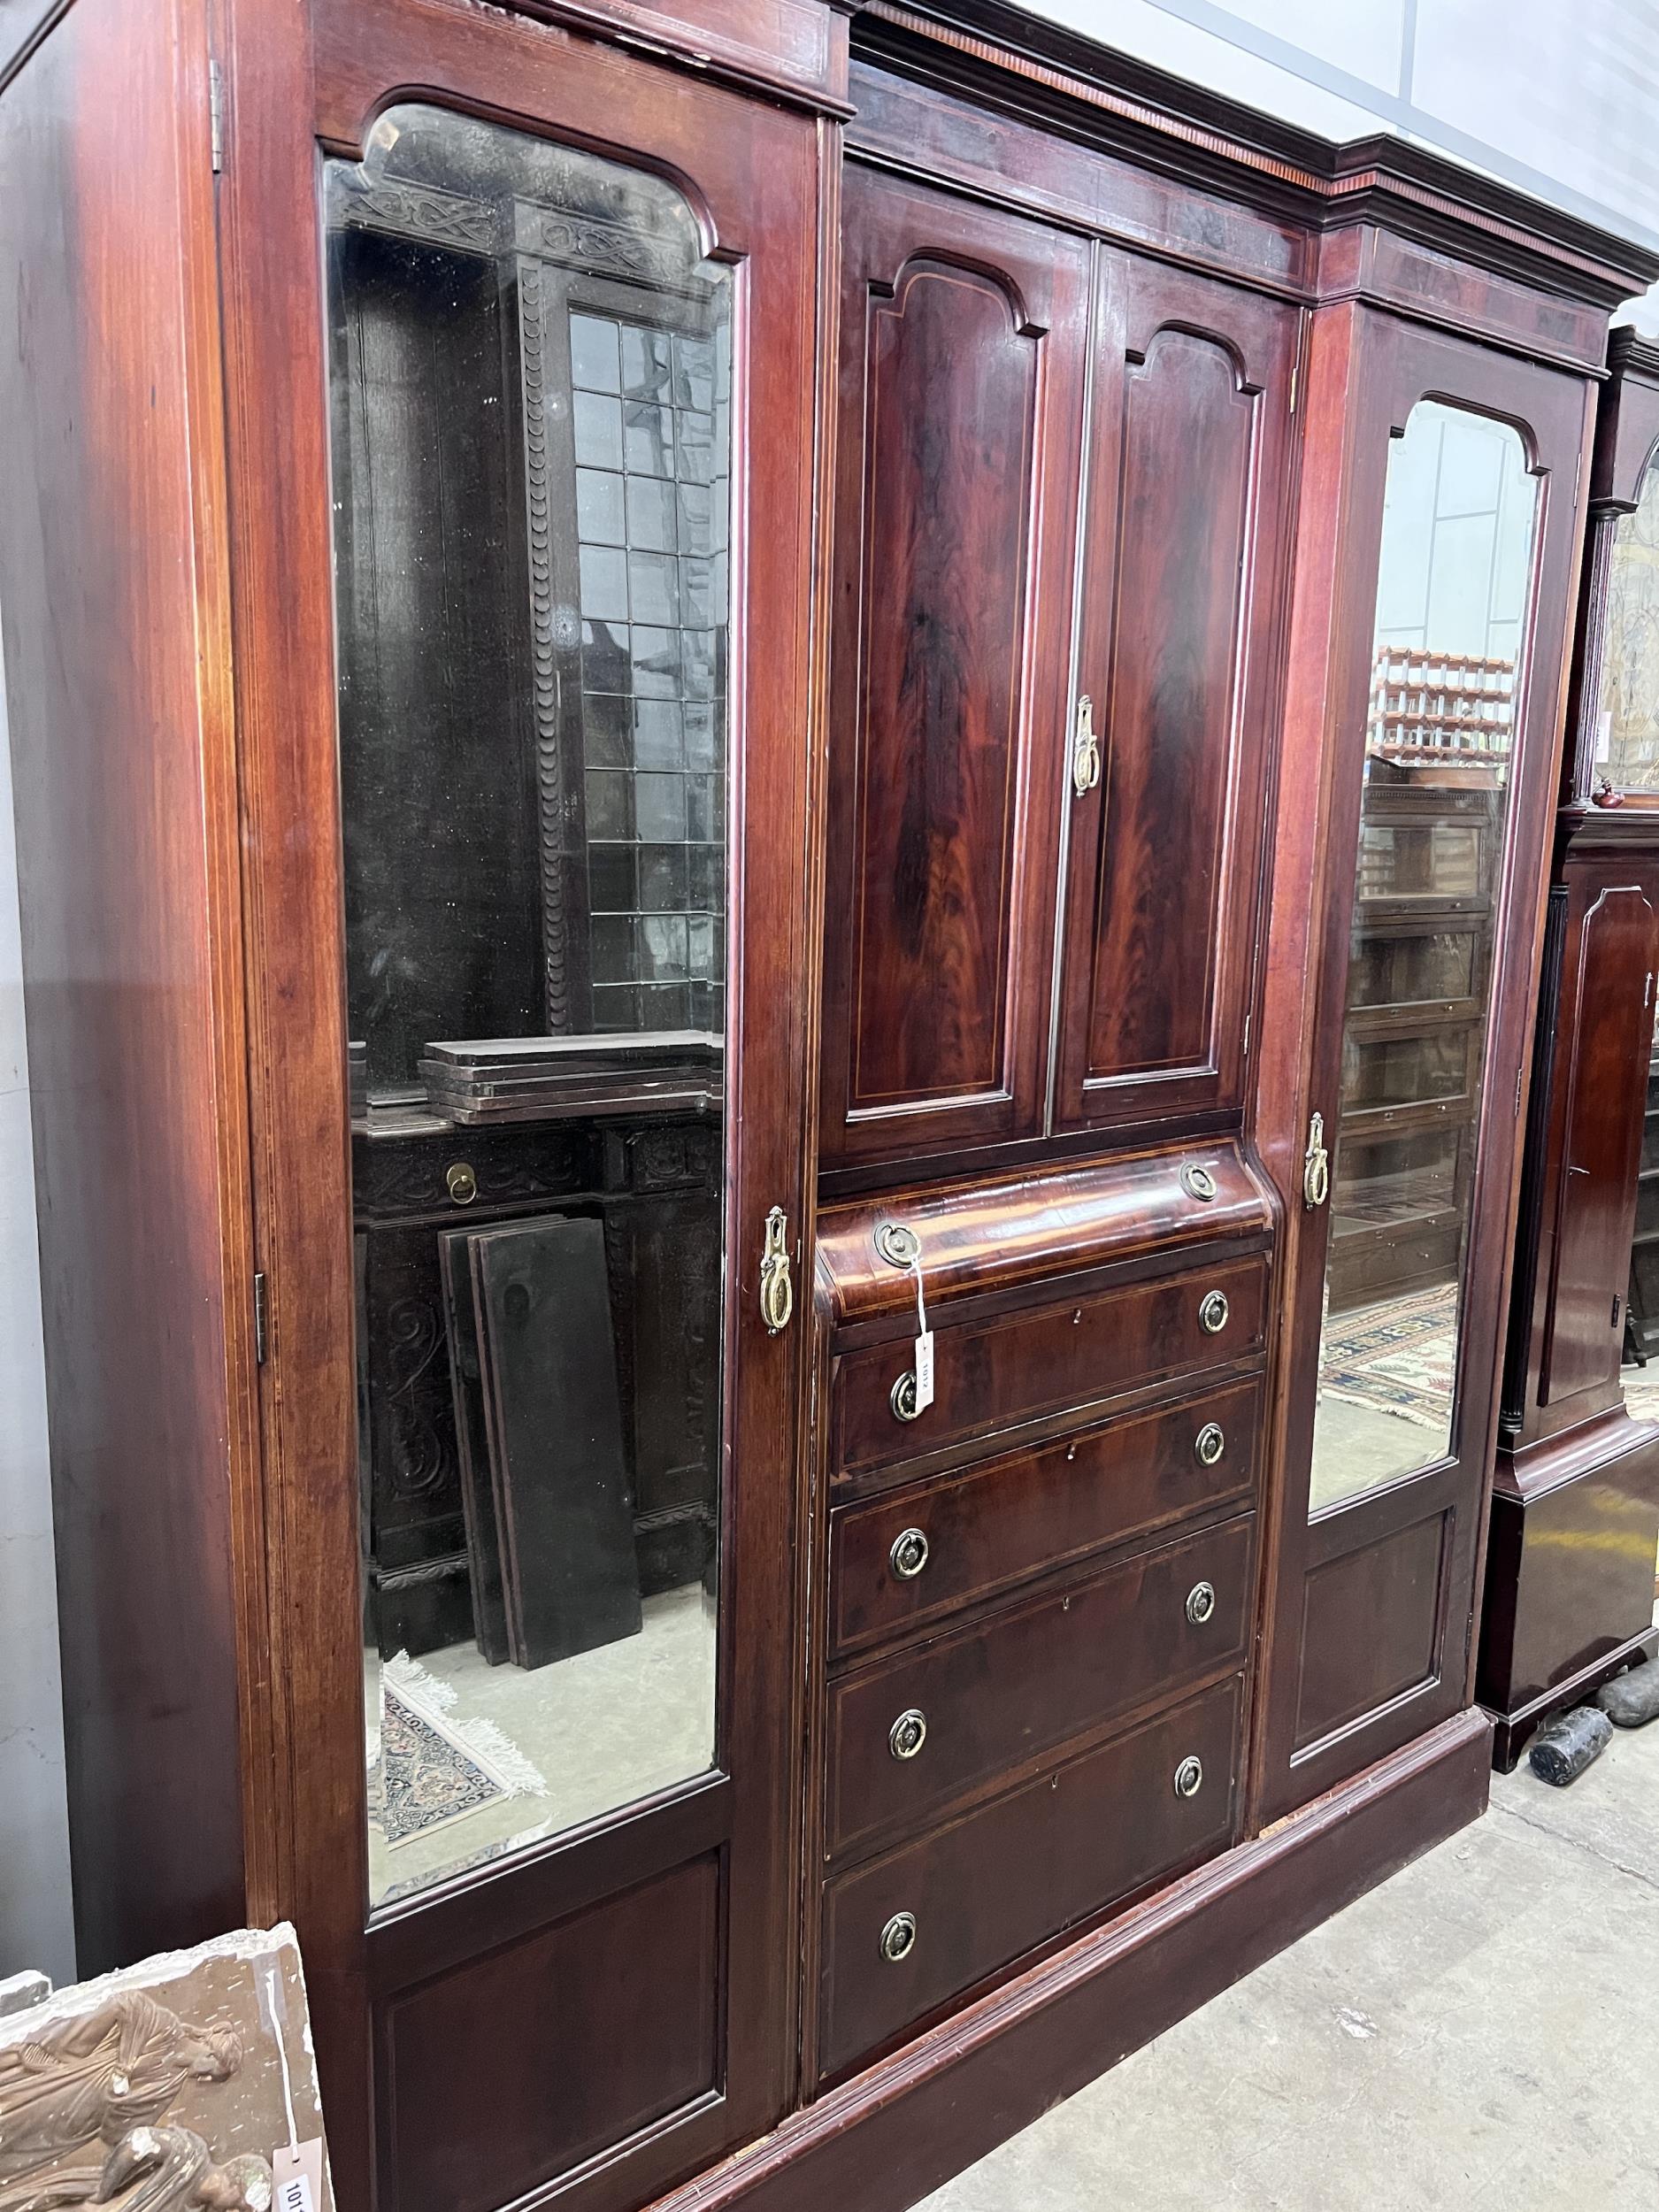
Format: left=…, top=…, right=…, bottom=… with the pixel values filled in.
left=273, top=2139, right=326, bottom=2212
left=910, top=1243, right=934, bottom=1412
left=913, top=1326, right=934, bottom=1413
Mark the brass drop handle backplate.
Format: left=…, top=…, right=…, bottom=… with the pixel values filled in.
left=759, top=1206, right=794, bottom=1334
left=889, top=1708, right=927, bottom=1761
left=889, top=1527, right=930, bottom=1580
left=446, top=1161, right=477, bottom=1206
left=1173, top=1755, right=1204, bottom=1800
left=880, top=1911, right=918, bottom=1963
left=1199, top=1289, right=1230, bottom=1335
left=1186, top=1580, right=1217, bottom=1626
left=1194, top=1422, right=1225, bottom=1467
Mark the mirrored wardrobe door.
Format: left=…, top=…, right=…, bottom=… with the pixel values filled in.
left=220, top=5, right=822, bottom=2201
left=1254, top=325, right=1593, bottom=1824
left=325, top=104, right=734, bottom=1911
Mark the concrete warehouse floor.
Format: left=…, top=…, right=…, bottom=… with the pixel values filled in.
left=919, top=1713, right=1659, bottom=2210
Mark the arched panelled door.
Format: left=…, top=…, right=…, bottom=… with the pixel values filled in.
left=1255, top=317, right=1593, bottom=1821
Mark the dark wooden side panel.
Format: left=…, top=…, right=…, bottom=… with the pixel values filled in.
left=1056, top=257, right=1295, bottom=1132
left=380, top=1855, right=721, bottom=2212
left=1541, top=882, right=1659, bottom=1405
left=822, top=164, right=1088, bottom=1166
left=0, top=0, right=257, bottom=1966
left=1294, top=1508, right=1451, bottom=1754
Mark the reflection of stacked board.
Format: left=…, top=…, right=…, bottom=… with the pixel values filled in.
left=1329, top=768, right=1499, bottom=1315
left=354, top=1101, right=720, bottom=1661
left=1627, top=1041, right=1659, bottom=1362
left=442, top=1216, right=642, bottom=1669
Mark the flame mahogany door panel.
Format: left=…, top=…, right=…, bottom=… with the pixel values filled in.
left=1055, top=256, right=1297, bottom=1138
left=820, top=163, right=1088, bottom=1170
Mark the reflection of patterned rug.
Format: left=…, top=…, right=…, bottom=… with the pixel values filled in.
left=1624, top=1365, right=1659, bottom=1425
left=1321, top=1285, right=1459, bottom=1432
left=368, top=1653, right=548, bottom=1847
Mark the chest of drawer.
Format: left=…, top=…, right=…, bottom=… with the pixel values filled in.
left=823, top=1513, right=1252, bottom=1863
left=818, top=1674, right=1242, bottom=2082
left=832, top=1255, right=1266, bottom=1478
left=828, top=1377, right=1261, bottom=1658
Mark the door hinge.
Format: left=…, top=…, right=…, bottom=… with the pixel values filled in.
left=210, top=58, right=225, bottom=173
left=1515, top=1067, right=1525, bottom=1117
left=253, top=1270, right=268, bottom=1365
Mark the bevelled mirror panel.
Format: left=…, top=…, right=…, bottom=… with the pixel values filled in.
left=1310, top=401, right=1540, bottom=1515
left=323, top=104, right=731, bottom=1908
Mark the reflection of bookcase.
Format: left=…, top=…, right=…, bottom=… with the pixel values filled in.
left=1627, top=1040, right=1659, bottom=1362
left=1328, top=767, right=1500, bottom=1314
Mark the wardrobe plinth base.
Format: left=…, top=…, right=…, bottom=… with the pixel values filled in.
left=648, top=1709, right=1491, bottom=2212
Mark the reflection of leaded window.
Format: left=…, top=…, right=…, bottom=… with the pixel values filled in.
left=326, top=124, right=730, bottom=1093
left=568, top=309, right=729, bottom=1035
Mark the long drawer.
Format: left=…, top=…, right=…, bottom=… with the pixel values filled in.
left=828, top=1378, right=1262, bottom=1658
left=823, top=1513, right=1252, bottom=1863
left=818, top=1674, right=1242, bottom=2081
left=833, top=1255, right=1266, bottom=1477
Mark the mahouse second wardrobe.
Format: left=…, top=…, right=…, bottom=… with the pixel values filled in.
left=3, top=1, right=1655, bottom=2208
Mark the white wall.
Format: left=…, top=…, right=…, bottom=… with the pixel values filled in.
left=1, top=0, right=1655, bottom=1983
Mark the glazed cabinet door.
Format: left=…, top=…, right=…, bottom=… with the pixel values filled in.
left=819, top=164, right=1089, bottom=1170
left=1256, top=316, right=1593, bottom=1818
left=1054, top=255, right=1297, bottom=1136
left=218, top=7, right=820, bottom=2209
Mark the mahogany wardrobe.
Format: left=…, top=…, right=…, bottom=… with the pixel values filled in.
left=3, top=1, right=1655, bottom=2208
left=1479, top=329, right=1659, bottom=1766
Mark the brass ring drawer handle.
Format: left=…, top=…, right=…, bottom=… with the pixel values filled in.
left=880, top=1910, right=918, bottom=1963
left=891, top=1371, right=922, bottom=1422
left=1186, top=1580, right=1217, bottom=1626
left=889, top=1527, right=930, bottom=1580
left=889, top=1708, right=927, bottom=1761
left=1194, top=1422, right=1225, bottom=1467
left=1199, top=1289, right=1230, bottom=1335
left=1173, top=1755, right=1204, bottom=1800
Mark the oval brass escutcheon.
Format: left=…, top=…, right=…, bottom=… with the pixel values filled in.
left=1186, top=1580, right=1217, bottom=1627
left=889, top=1527, right=930, bottom=1580
left=1173, top=1755, right=1204, bottom=1801
left=1181, top=1162, right=1218, bottom=1202
left=889, top=1708, right=927, bottom=1761
left=1198, top=1289, right=1230, bottom=1335
left=880, top=1910, right=918, bottom=1963
left=1194, top=1422, right=1226, bottom=1467
left=446, top=1161, right=478, bottom=1206
left=891, top=1370, right=921, bottom=1422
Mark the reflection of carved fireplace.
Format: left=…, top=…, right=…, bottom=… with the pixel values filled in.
left=328, top=150, right=727, bottom=1663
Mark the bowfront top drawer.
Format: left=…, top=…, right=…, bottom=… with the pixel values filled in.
left=824, top=1513, right=1252, bottom=1863
left=818, top=1674, right=1242, bottom=2081
left=828, top=1377, right=1262, bottom=1658
left=833, top=1255, right=1266, bottom=1477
